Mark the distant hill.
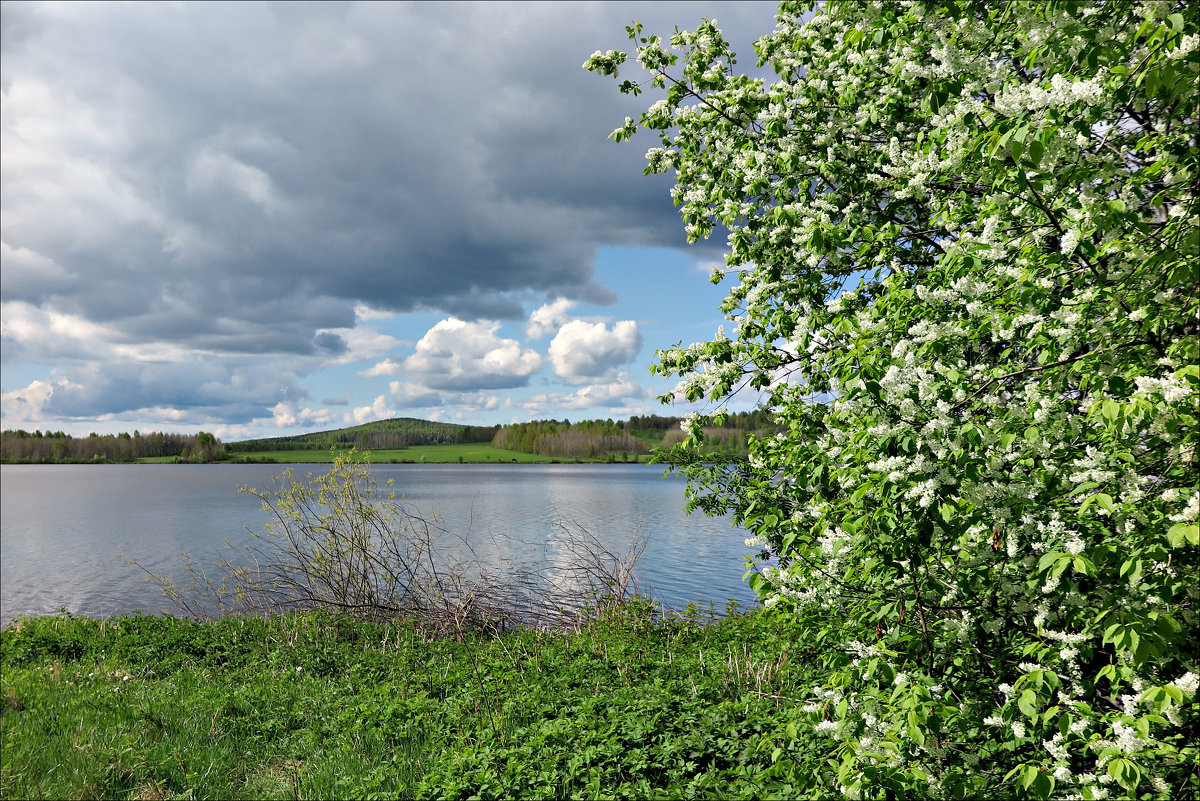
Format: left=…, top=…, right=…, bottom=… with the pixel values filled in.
left=228, top=411, right=780, bottom=459
left=227, top=418, right=498, bottom=453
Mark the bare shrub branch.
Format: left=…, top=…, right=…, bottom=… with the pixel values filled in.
left=135, top=452, right=654, bottom=636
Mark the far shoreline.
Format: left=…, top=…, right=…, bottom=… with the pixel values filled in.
left=1, top=446, right=660, bottom=467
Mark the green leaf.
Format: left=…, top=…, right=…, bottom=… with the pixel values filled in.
left=1027, top=139, right=1044, bottom=167
left=1010, top=135, right=1025, bottom=161
left=907, top=708, right=927, bottom=746
left=1038, top=551, right=1062, bottom=572
left=1018, top=688, right=1038, bottom=718
left=993, top=129, right=1013, bottom=160
left=1167, top=523, right=1198, bottom=547
left=1072, top=555, right=1097, bottom=576
left=1108, top=757, right=1142, bottom=791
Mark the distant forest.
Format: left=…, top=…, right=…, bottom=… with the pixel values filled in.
left=1, top=411, right=781, bottom=464
left=493, top=411, right=779, bottom=460
left=0, top=430, right=226, bottom=464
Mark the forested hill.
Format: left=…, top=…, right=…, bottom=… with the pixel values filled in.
left=226, top=418, right=498, bottom=453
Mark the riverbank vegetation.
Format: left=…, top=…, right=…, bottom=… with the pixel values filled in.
left=137, top=453, right=656, bottom=628
left=1, top=605, right=824, bottom=801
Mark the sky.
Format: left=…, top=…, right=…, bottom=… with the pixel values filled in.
left=1, top=1, right=779, bottom=441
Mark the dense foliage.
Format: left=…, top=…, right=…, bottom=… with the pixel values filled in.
left=589, top=1, right=1198, bottom=798
left=492, top=418, right=643, bottom=460
left=493, top=410, right=779, bottom=459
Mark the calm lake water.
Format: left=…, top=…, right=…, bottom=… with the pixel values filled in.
left=0, top=463, right=757, bottom=626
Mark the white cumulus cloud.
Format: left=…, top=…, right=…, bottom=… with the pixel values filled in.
left=406, top=318, right=542, bottom=391
left=1, top=379, right=59, bottom=426
left=548, top=319, right=642, bottom=383
left=349, top=395, right=395, bottom=424
left=524, top=372, right=650, bottom=413
left=271, top=401, right=337, bottom=428
left=387, top=381, right=443, bottom=409
left=526, top=298, right=576, bottom=339
left=360, top=357, right=406, bottom=377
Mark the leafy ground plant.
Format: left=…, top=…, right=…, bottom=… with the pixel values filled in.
left=2, top=607, right=826, bottom=800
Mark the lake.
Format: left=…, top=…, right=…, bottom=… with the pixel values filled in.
left=0, top=463, right=758, bottom=626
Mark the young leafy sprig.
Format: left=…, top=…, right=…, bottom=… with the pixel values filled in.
left=589, top=1, right=1198, bottom=798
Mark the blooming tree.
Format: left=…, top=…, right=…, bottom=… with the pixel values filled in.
left=587, top=1, right=1197, bottom=797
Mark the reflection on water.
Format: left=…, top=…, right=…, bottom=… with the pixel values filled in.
left=1, top=463, right=757, bottom=625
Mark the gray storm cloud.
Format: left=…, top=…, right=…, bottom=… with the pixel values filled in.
left=1, top=1, right=774, bottom=424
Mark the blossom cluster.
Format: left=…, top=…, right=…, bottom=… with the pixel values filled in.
left=590, top=0, right=1198, bottom=796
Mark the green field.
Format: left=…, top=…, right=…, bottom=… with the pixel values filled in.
left=138, top=443, right=650, bottom=465
left=238, top=444, right=559, bottom=463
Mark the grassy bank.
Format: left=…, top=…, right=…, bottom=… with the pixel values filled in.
left=1, top=606, right=826, bottom=800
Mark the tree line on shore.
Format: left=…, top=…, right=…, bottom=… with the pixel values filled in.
left=0, top=429, right=226, bottom=464
left=1, top=411, right=780, bottom=464
left=492, top=411, right=779, bottom=460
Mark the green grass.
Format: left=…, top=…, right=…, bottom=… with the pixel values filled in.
left=138, top=444, right=652, bottom=464
left=2, top=605, right=828, bottom=800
